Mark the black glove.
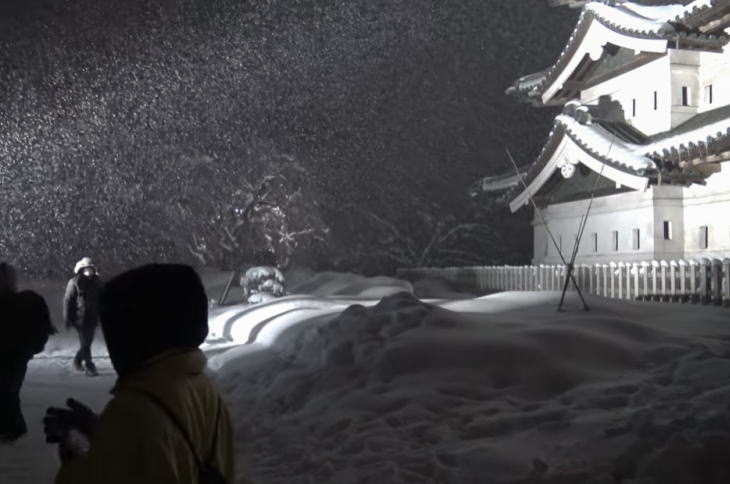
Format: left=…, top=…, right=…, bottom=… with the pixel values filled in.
left=43, top=398, right=98, bottom=443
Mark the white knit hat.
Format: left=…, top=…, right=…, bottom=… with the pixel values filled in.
left=74, top=257, right=95, bottom=274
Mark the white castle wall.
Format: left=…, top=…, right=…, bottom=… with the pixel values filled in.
left=670, top=48, right=730, bottom=125
left=580, top=55, right=672, bottom=135
left=683, top=161, right=730, bottom=259
left=578, top=47, right=730, bottom=135
left=533, top=188, right=661, bottom=265
left=532, top=164, right=730, bottom=264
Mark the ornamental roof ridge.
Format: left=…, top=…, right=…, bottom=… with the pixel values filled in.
left=586, top=2, right=677, bottom=38
left=507, top=1, right=728, bottom=105
left=644, top=123, right=730, bottom=160
left=673, top=0, right=716, bottom=24
left=555, top=114, right=655, bottom=174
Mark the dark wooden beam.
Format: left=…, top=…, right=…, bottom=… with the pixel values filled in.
left=581, top=52, right=664, bottom=90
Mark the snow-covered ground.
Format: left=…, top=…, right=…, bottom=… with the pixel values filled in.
left=4, top=272, right=730, bottom=483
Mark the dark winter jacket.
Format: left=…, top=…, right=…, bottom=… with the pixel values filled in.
left=63, top=274, right=103, bottom=330
left=0, top=290, right=56, bottom=358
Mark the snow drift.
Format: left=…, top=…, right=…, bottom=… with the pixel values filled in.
left=214, top=291, right=730, bottom=484
left=288, top=271, right=414, bottom=298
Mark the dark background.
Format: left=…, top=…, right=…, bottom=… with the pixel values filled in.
left=0, top=0, right=674, bottom=277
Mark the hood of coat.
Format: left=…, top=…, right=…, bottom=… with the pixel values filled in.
left=112, top=349, right=207, bottom=397
left=99, top=264, right=208, bottom=377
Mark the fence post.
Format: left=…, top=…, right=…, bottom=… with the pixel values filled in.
left=640, top=261, right=649, bottom=300
left=678, top=260, right=687, bottom=301
left=650, top=260, right=660, bottom=300
left=711, top=259, right=723, bottom=305
left=631, top=262, right=639, bottom=299
left=608, top=262, right=616, bottom=299
left=669, top=260, right=678, bottom=301
left=586, top=264, right=596, bottom=294
left=660, top=260, right=668, bottom=301
left=539, top=265, right=544, bottom=291
left=689, top=260, right=699, bottom=303
left=547, top=265, right=552, bottom=291
left=700, top=258, right=711, bottom=304
left=616, top=262, right=624, bottom=299
left=601, top=264, right=608, bottom=297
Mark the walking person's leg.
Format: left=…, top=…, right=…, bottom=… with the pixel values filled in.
left=81, top=325, right=97, bottom=375
left=73, top=326, right=85, bottom=372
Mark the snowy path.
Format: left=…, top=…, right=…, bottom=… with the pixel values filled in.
left=1, top=295, right=355, bottom=483
left=1, top=356, right=116, bottom=483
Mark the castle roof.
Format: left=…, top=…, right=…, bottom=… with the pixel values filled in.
left=503, top=103, right=730, bottom=211
left=507, top=1, right=729, bottom=106
left=673, top=0, right=730, bottom=35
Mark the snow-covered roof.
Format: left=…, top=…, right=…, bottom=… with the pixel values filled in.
left=587, top=2, right=681, bottom=37
left=509, top=103, right=730, bottom=212
left=508, top=1, right=729, bottom=106
left=673, top=0, right=730, bottom=34
left=509, top=109, right=654, bottom=212
left=644, top=104, right=730, bottom=161
left=558, top=114, right=654, bottom=172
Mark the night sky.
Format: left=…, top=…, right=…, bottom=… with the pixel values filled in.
left=0, top=1, right=582, bottom=276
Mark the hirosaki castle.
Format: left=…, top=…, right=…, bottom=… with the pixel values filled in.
left=500, top=0, right=730, bottom=265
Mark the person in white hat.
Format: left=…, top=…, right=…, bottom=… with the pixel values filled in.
left=63, top=258, right=103, bottom=376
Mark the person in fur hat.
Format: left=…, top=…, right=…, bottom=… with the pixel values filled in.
left=63, top=257, right=103, bottom=376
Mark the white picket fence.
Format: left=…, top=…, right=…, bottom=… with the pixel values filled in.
left=397, top=258, right=730, bottom=306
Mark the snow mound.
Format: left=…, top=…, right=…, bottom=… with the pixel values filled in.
left=288, top=271, right=413, bottom=298
left=215, top=292, right=730, bottom=484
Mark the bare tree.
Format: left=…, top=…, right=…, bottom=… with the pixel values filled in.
left=182, top=141, right=328, bottom=270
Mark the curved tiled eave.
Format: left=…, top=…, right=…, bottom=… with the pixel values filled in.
left=673, top=0, right=730, bottom=33
left=509, top=118, right=653, bottom=212
left=645, top=126, right=730, bottom=163
left=537, top=11, right=670, bottom=105
left=509, top=2, right=728, bottom=105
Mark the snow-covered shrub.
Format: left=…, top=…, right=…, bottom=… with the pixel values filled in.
left=240, top=265, right=285, bottom=304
